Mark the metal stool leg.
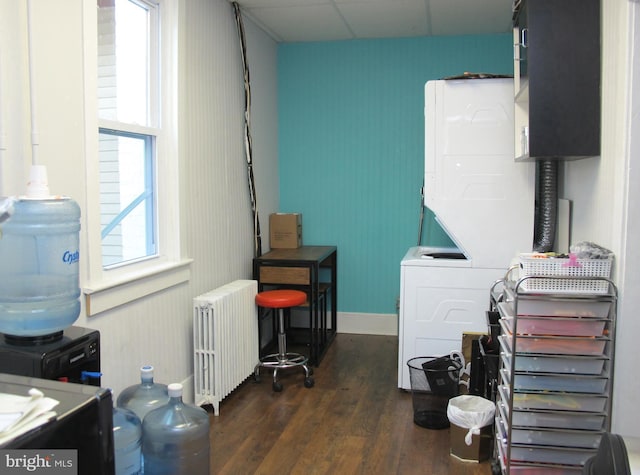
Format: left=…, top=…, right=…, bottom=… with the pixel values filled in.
left=254, top=306, right=315, bottom=392
left=277, top=308, right=287, bottom=362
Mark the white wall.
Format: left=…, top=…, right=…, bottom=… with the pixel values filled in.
left=0, top=2, right=29, bottom=195
left=609, top=0, right=640, bottom=437
left=0, top=0, right=278, bottom=400
left=564, top=0, right=639, bottom=437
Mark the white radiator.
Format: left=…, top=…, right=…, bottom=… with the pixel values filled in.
left=193, top=279, right=258, bottom=415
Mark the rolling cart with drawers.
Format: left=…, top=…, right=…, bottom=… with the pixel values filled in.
left=493, top=256, right=616, bottom=474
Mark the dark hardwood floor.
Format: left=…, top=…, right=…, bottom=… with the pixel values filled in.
left=208, top=333, right=493, bottom=475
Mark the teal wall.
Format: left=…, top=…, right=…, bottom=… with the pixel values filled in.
left=278, top=34, right=512, bottom=314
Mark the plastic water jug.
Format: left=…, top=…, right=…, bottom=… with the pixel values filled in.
left=117, top=365, right=169, bottom=422
left=0, top=195, right=81, bottom=338
left=113, top=406, right=142, bottom=475
left=142, top=383, right=210, bottom=475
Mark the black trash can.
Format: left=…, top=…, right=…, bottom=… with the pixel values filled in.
left=407, top=355, right=463, bottom=429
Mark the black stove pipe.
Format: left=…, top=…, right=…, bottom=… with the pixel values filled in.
left=533, top=160, right=558, bottom=253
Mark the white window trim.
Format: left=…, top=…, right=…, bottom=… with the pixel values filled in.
left=83, top=259, right=191, bottom=315
left=82, top=0, right=189, bottom=316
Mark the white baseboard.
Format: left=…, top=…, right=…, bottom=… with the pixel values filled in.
left=337, top=312, right=398, bottom=336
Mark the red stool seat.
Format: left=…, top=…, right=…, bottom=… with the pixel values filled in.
left=255, top=289, right=307, bottom=309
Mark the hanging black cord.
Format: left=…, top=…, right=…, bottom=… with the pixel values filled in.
left=232, top=2, right=262, bottom=258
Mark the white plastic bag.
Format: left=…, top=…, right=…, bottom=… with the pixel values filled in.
left=447, top=395, right=495, bottom=446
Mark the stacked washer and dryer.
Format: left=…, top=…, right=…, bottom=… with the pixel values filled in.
left=398, top=78, right=535, bottom=390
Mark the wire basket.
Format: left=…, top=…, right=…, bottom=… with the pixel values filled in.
left=518, top=254, right=612, bottom=294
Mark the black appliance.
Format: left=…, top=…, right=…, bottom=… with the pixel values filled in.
left=0, top=326, right=101, bottom=386
left=583, top=433, right=631, bottom=475
left=0, top=373, right=115, bottom=474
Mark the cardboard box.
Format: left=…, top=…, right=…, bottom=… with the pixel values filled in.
left=462, top=332, right=487, bottom=365
left=269, top=213, right=302, bottom=249
left=450, top=423, right=493, bottom=462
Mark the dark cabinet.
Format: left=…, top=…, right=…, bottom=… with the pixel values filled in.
left=513, top=0, right=601, bottom=161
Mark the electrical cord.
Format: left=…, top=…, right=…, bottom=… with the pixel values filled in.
left=232, top=2, right=262, bottom=258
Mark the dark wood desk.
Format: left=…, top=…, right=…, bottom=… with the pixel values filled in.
left=253, top=246, right=337, bottom=366
left=0, top=373, right=115, bottom=474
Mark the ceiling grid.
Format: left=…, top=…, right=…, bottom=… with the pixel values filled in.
left=231, top=0, right=514, bottom=43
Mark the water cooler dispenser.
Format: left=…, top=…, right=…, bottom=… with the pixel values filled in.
left=0, top=166, right=101, bottom=385
left=0, top=326, right=101, bottom=386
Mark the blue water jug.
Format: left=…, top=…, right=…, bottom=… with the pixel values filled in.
left=0, top=196, right=81, bottom=338
left=117, top=365, right=169, bottom=422
left=142, top=383, right=210, bottom=475
left=113, top=406, right=143, bottom=475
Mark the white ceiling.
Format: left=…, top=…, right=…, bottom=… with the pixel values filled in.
left=232, top=0, right=516, bottom=43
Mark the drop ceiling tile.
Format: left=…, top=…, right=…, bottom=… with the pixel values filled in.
left=236, top=0, right=332, bottom=7
left=428, top=0, right=513, bottom=36
left=245, top=4, right=353, bottom=42
left=337, top=1, right=429, bottom=38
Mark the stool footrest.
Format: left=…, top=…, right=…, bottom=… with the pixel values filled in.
left=254, top=352, right=314, bottom=391
left=259, top=352, right=308, bottom=368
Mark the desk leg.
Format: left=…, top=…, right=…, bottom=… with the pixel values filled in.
left=310, top=264, right=319, bottom=366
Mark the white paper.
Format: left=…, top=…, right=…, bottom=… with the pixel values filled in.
left=0, top=388, right=59, bottom=444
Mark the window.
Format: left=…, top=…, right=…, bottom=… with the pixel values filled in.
left=84, top=0, right=189, bottom=315
left=98, top=0, right=158, bottom=268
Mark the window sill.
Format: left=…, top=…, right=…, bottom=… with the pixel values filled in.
left=83, top=258, right=193, bottom=316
